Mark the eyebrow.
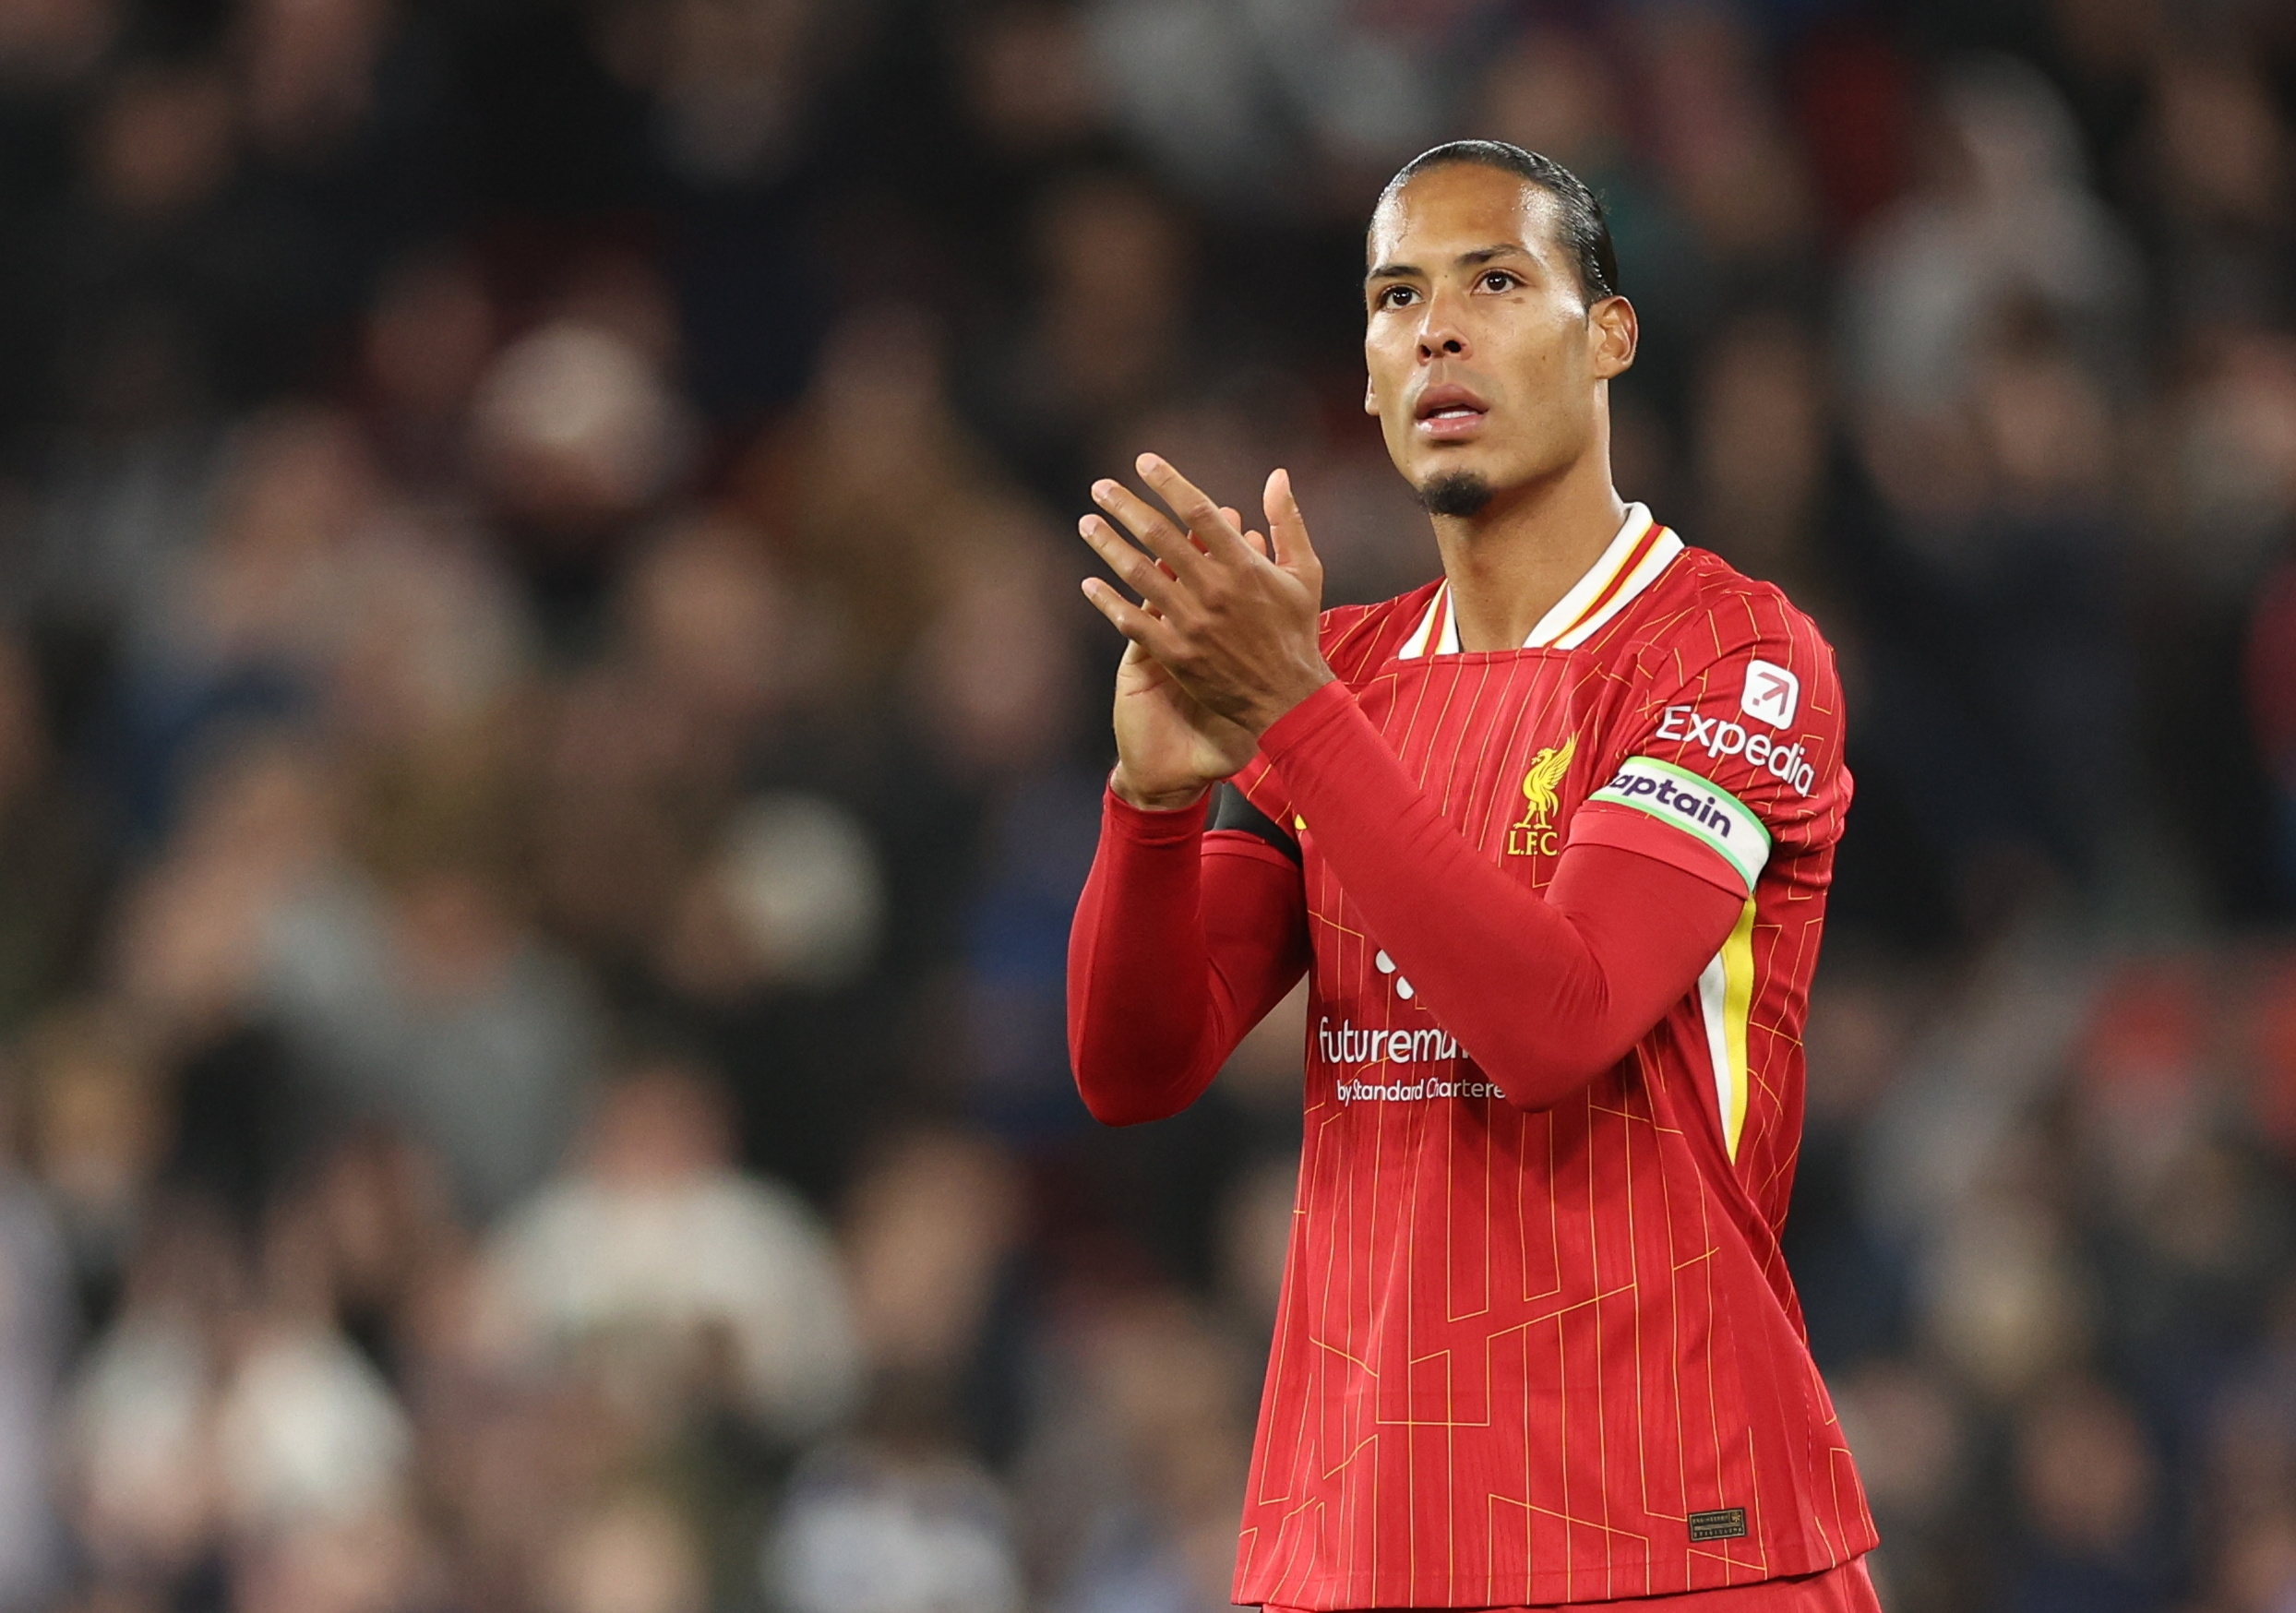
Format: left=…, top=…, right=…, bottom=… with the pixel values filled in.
left=1364, top=243, right=1533, bottom=284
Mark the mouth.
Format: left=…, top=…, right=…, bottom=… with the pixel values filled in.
left=1413, top=384, right=1489, bottom=441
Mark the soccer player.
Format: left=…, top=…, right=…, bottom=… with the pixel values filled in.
left=1065, top=143, right=1881, bottom=1612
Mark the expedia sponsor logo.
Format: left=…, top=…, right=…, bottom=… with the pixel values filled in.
left=1654, top=704, right=1816, bottom=797
left=1740, top=660, right=1799, bottom=728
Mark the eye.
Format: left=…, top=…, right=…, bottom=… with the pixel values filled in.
left=1478, top=269, right=1520, bottom=293
left=1374, top=284, right=1417, bottom=310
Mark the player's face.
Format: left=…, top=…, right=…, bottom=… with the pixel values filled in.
left=1363, top=165, right=1635, bottom=512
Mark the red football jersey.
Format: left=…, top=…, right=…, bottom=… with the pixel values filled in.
left=1228, top=507, right=1875, bottom=1608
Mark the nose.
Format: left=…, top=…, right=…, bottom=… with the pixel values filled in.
left=1417, top=296, right=1468, bottom=364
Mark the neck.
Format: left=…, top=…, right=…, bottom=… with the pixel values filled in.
left=1429, top=446, right=1628, bottom=652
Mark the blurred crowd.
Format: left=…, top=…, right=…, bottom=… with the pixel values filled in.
left=0, top=0, right=2288, bottom=1610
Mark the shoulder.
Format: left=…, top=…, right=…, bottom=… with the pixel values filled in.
left=1596, top=544, right=1852, bottom=840
left=1317, top=579, right=1441, bottom=682
left=1626, top=545, right=1841, bottom=699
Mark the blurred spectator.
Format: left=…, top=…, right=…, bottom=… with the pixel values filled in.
left=1834, top=1358, right=1977, bottom=1613
left=842, top=1128, right=1021, bottom=1392
left=18, top=1004, right=166, bottom=1328
left=1691, top=311, right=1831, bottom=594
left=1919, top=1165, right=2095, bottom=1402
left=764, top=1402, right=1024, bottom=1613
left=44, top=53, right=328, bottom=412
left=261, top=787, right=601, bottom=1220
left=2179, top=325, right=2296, bottom=603
left=0, top=635, right=112, bottom=1029
left=955, top=2, right=1109, bottom=162
left=1018, top=1292, right=1250, bottom=1613
left=975, top=171, right=1197, bottom=499
left=1080, top=0, right=1292, bottom=209
left=543, top=1490, right=706, bottom=1613
left=0, top=0, right=116, bottom=85
left=61, top=1199, right=243, bottom=1591
left=2254, top=557, right=2296, bottom=890
left=111, top=726, right=337, bottom=1045
left=1842, top=54, right=2138, bottom=422
left=588, top=0, right=853, bottom=190
left=482, top=1056, right=858, bottom=1444
left=2003, top=1379, right=2168, bottom=1613
left=229, top=1505, right=437, bottom=1613
left=0, top=1121, right=69, bottom=1611
left=1212, top=1149, right=1296, bottom=1344
left=1632, top=5, right=1818, bottom=287
left=357, top=246, right=494, bottom=486
left=2134, top=53, right=2292, bottom=329
left=1784, top=967, right=1915, bottom=1368
left=471, top=315, right=696, bottom=639
left=231, top=0, right=394, bottom=169
left=747, top=302, right=1043, bottom=690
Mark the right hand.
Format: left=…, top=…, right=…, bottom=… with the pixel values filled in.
left=1108, top=635, right=1259, bottom=809
left=1105, top=503, right=1262, bottom=810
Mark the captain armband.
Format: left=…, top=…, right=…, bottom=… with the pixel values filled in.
left=1584, top=758, right=1771, bottom=892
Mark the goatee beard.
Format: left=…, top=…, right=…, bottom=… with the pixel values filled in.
left=1417, top=470, right=1493, bottom=518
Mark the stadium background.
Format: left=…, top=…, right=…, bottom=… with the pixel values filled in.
left=0, top=0, right=2290, bottom=1608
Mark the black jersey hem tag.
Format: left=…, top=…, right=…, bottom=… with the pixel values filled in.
left=1688, top=1508, right=1748, bottom=1542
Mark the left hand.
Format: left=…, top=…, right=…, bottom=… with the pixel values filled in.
left=1078, top=454, right=1334, bottom=736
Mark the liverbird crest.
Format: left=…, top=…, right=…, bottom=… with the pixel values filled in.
left=1506, top=735, right=1576, bottom=856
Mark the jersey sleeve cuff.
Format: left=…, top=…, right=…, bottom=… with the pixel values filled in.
left=1567, top=802, right=1755, bottom=900
left=1103, top=777, right=1213, bottom=846
left=1257, top=677, right=1357, bottom=759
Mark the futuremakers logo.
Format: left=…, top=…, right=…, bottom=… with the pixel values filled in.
left=1323, top=947, right=1501, bottom=1102
left=1320, top=988, right=1500, bottom=1104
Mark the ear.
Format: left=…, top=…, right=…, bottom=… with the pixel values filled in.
left=1589, top=295, right=1638, bottom=380
left=1364, top=376, right=1380, bottom=416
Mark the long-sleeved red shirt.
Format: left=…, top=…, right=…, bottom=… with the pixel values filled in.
left=1066, top=508, right=1874, bottom=1609
left=1069, top=690, right=1745, bottom=1125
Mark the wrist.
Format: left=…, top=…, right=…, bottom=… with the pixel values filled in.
left=1257, top=676, right=1355, bottom=757
left=1109, top=766, right=1212, bottom=813
left=1243, top=663, right=1339, bottom=737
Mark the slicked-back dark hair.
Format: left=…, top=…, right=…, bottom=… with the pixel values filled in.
left=1376, top=140, right=1620, bottom=305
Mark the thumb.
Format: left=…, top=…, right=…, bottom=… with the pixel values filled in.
left=1263, top=468, right=1321, bottom=579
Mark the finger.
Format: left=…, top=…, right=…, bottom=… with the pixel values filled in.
left=1078, top=513, right=1180, bottom=614
left=1224, top=509, right=1271, bottom=561
left=1216, top=508, right=1245, bottom=556
left=1263, top=467, right=1321, bottom=578
left=1137, top=454, right=1254, bottom=566
left=1092, top=477, right=1202, bottom=577
left=1081, top=577, right=1181, bottom=657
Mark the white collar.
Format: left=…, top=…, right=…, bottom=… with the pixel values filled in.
left=1397, top=503, right=1682, bottom=658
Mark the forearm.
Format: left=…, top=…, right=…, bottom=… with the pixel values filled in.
left=1260, top=684, right=1740, bottom=1109
left=1067, top=787, right=1307, bottom=1126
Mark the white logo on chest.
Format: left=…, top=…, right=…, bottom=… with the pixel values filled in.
left=1740, top=659, right=1800, bottom=728
left=1374, top=950, right=1415, bottom=999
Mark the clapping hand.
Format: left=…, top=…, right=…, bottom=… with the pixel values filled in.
left=1078, top=453, right=1333, bottom=809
